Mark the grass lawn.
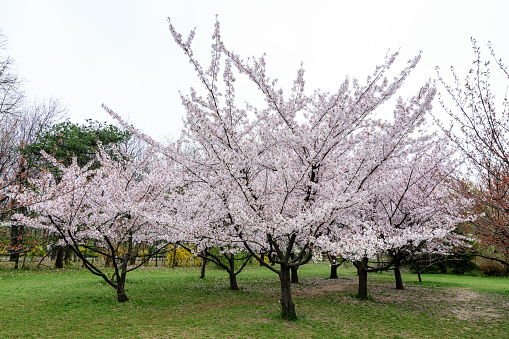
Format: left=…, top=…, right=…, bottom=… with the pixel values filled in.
left=0, top=262, right=508, bottom=338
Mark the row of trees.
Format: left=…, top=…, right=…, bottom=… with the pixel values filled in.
left=2, top=22, right=508, bottom=320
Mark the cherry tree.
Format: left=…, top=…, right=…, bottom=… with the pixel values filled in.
left=104, top=18, right=437, bottom=319
left=334, top=141, right=470, bottom=298
left=3, top=145, right=179, bottom=301
left=383, top=145, right=470, bottom=290
left=436, top=39, right=509, bottom=270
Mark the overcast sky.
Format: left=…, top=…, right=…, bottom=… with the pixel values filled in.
left=1, top=1, right=507, bottom=141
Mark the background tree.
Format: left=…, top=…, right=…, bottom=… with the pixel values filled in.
left=23, top=119, right=131, bottom=173
left=180, top=244, right=251, bottom=290
left=436, top=39, right=509, bottom=273
left=0, top=32, right=23, bottom=120
left=0, top=33, right=66, bottom=268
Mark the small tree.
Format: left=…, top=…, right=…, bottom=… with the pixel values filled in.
left=330, top=142, right=470, bottom=298
left=21, top=120, right=132, bottom=268
left=3, top=145, right=178, bottom=301
left=181, top=245, right=251, bottom=290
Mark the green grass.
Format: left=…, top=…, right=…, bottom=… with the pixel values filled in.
left=0, top=263, right=508, bottom=338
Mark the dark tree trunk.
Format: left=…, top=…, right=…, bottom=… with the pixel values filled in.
left=129, top=253, right=137, bottom=265
left=116, top=256, right=129, bottom=302
left=291, top=266, right=299, bottom=283
left=356, top=257, right=369, bottom=300
left=10, top=225, right=24, bottom=269
left=394, top=258, right=404, bottom=290
left=50, top=246, right=57, bottom=260
left=116, top=259, right=129, bottom=302
left=416, top=264, right=422, bottom=282
left=227, top=255, right=239, bottom=290
left=200, top=252, right=207, bottom=279
left=279, top=265, right=296, bottom=320
left=13, top=255, right=19, bottom=269
left=229, top=272, right=239, bottom=290
left=329, top=264, right=339, bottom=279
left=290, top=253, right=298, bottom=283
left=327, top=255, right=345, bottom=279
left=172, top=246, right=178, bottom=268
left=115, top=236, right=132, bottom=302
left=200, top=261, right=206, bottom=278
left=116, top=279, right=128, bottom=302
left=55, top=246, right=64, bottom=268
left=260, top=252, right=265, bottom=266
left=9, top=225, right=21, bottom=263
left=21, top=252, right=27, bottom=269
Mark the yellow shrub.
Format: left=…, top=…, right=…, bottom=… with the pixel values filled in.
left=166, top=244, right=201, bottom=267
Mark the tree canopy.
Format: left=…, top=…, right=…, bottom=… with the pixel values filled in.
left=22, top=119, right=131, bottom=173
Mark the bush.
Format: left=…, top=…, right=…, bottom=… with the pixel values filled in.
left=166, top=244, right=201, bottom=267
left=478, top=261, right=506, bottom=277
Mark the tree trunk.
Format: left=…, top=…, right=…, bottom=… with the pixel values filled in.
left=9, top=225, right=20, bottom=261
left=228, top=255, right=239, bottom=290
left=10, top=225, right=23, bottom=269
left=200, top=255, right=207, bottom=279
left=279, top=265, right=296, bottom=319
left=117, top=281, right=129, bottom=303
left=116, top=255, right=129, bottom=302
left=50, top=246, right=56, bottom=261
left=229, top=272, right=239, bottom=290
left=291, top=266, right=299, bottom=283
left=172, top=246, right=178, bottom=269
left=129, top=252, right=137, bottom=265
left=329, top=264, right=339, bottom=279
left=356, top=257, right=369, bottom=300
left=260, top=252, right=265, bottom=266
left=290, top=253, right=298, bottom=283
left=394, top=259, right=404, bottom=290
left=55, top=246, right=64, bottom=268
left=13, top=255, right=19, bottom=269
left=116, top=236, right=132, bottom=302
left=413, top=260, right=422, bottom=282
left=21, top=252, right=27, bottom=269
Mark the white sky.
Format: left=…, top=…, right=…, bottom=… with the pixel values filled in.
left=1, top=0, right=508, bottom=141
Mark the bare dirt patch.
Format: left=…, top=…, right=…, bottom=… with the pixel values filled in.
left=293, top=277, right=358, bottom=297
left=287, top=275, right=509, bottom=321
left=448, top=288, right=504, bottom=320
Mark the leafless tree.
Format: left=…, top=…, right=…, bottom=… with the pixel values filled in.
left=0, top=32, right=66, bottom=267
